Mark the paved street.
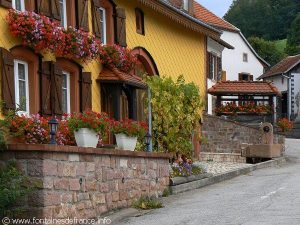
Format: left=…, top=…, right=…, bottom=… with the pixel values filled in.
left=122, top=139, right=300, bottom=225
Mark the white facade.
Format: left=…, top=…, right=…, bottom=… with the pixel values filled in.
left=221, top=31, right=266, bottom=81
left=207, top=38, right=224, bottom=114
left=264, top=76, right=288, bottom=93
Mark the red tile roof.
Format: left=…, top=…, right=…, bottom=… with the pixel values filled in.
left=208, top=81, right=280, bottom=96
left=97, top=66, right=146, bottom=89
left=258, top=54, right=300, bottom=79
left=193, top=1, right=239, bottom=32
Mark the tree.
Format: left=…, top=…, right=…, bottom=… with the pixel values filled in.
left=286, top=13, right=300, bottom=55
left=224, top=0, right=300, bottom=40
left=248, top=37, right=286, bottom=66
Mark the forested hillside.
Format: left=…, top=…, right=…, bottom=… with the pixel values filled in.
left=224, top=0, right=300, bottom=65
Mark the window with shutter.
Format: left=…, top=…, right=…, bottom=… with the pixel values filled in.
left=52, top=0, right=61, bottom=21
left=61, top=71, right=70, bottom=113
left=12, top=0, right=25, bottom=11
left=59, top=0, right=67, bottom=27
left=217, top=57, right=222, bottom=81
left=14, top=59, right=29, bottom=115
left=92, top=0, right=103, bottom=41
left=120, top=91, right=129, bottom=120
left=0, top=48, right=15, bottom=110
left=76, top=0, right=89, bottom=31
left=0, top=0, right=12, bottom=8
left=80, top=72, right=92, bottom=112
left=135, top=8, right=145, bottom=35
left=116, top=8, right=127, bottom=47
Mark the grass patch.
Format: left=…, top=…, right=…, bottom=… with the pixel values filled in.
left=132, top=196, right=163, bottom=210
left=162, top=188, right=171, bottom=197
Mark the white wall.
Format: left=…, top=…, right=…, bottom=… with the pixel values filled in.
left=292, top=74, right=300, bottom=122
left=264, top=76, right=288, bottom=92
left=207, top=38, right=224, bottom=114
left=221, top=31, right=265, bottom=81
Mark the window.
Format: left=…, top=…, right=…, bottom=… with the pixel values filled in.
left=59, top=0, right=67, bottom=28
left=282, top=77, right=285, bottom=84
left=14, top=60, right=29, bottom=115
left=243, top=53, right=248, bottom=62
left=12, top=0, right=25, bottom=11
left=62, top=71, right=71, bottom=113
left=239, top=73, right=253, bottom=81
left=183, top=0, right=189, bottom=11
left=99, top=7, right=107, bottom=44
left=135, top=8, right=145, bottom=35
left=211, top=56, right=216, bottom=80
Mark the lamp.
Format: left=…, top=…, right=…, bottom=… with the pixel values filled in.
left=144, top=132, right=152, bottom=152
left=48, top=117, right=58, bottom=145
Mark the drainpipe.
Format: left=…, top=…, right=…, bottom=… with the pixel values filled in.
left=148, top=87, right=153, bottom=152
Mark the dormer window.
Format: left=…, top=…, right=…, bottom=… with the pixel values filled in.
left=12, top=0, right=25, bottom=11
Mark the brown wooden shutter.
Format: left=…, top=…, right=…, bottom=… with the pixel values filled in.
left=0, top=48, right=15, bottom=110
left=52, top=63, right=63, bottom=115
left=120, top=92, right=128, bottom=120
left=116, top=8, right=127, bottom=47
left=209, top=53, right=214, bottom=79
left=36, top=0, right=51, bottom=17
left=92, top=0, right=102, bottom=39
left=76, top=0, right=89, bottom=31
left=80, top=72, right=92, bottom=112
left=51, top=0, right=61, bottom=21
left=0, top=0, right=12, bottom=8
left=41, top=61, right=52, bottom=116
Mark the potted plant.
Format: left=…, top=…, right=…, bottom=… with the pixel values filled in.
left=111, top=119, right=147, bottom=151
left=67, top=111, right=109, bottom=148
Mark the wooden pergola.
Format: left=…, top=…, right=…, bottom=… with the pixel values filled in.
left=208, top=81, right=281, bottom=123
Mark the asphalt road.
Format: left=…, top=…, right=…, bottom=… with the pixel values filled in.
left=122, top=139, right=300, bottom=225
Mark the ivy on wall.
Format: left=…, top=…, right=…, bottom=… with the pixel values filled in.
left=146, top=75, right=203, bottom=157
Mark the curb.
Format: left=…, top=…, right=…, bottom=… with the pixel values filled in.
left=170, top=156, right=288, bottom=194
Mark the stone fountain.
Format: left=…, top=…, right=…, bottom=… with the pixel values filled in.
left=241, top=123, right=283, bottom=159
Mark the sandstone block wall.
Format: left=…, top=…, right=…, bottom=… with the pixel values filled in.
left=201, top=115, right=285, bottom=154
left=0, top=145, right=171, bottom=219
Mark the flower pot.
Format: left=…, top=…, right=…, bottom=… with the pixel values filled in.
left=74, top=128, right=99, bottom=148
left=115, top=133, right=138, bottom=151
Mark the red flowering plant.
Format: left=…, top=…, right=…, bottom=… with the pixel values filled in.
left=1, top=112, right=76, bottom=145
left=215, top=102, right=273, bottom=115
left=7, top=9, right=100, bottom=61
left=277, top=118, right=294, bottom=133
left=56, top=27, right=100, bottom=62
left=111, top=119, right=148, bottom=138
left=7, top=9, right=61, bottom=53
left=99, top=45, right=138, bottom=73
left=67, top=111, right=110, bottom=138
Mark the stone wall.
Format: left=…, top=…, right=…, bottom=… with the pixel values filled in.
left=0, top=144, right=171, bottom=218
left=199, top=152, right=246, bottom=163
left=201, top=114, right=285, bottom=154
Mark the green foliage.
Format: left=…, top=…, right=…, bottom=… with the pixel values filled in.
left=286, top=13, right=300, bottom=55
left=170, top=163, right=203, bottom=178
left=132, top=196, right=163, bottom=210
left=274, top=39, right=287, bottom=53
left=0, top=161, right=31, bottom=217
left=224, top=0, right=300, bottom=41
left=146, top=75, right=203, bottom=157
left=248, top=37, right=286, bottom=65
left=162, top=188, right=171, bottom=197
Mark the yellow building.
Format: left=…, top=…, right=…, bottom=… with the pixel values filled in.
left=0, top=0, right=227, bottom=122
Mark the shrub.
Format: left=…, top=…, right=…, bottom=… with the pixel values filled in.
left=0, top=161, right=31, bottom=217
left=146, top=75, right=203, bottom=157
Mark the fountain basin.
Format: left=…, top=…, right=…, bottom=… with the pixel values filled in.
left=242, top=144, right=283, bottom=158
